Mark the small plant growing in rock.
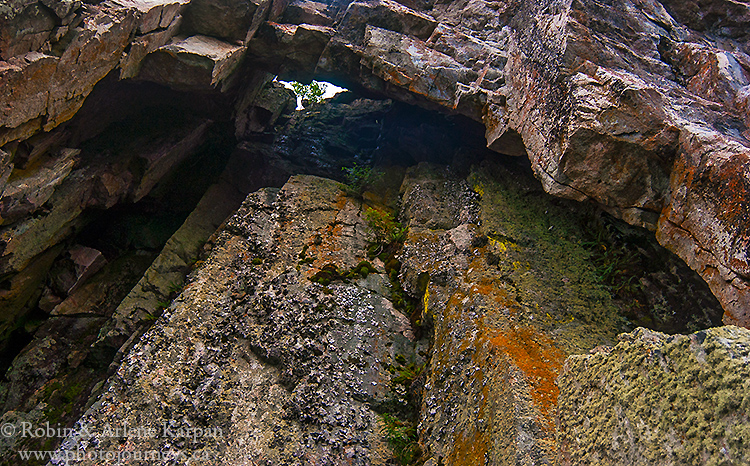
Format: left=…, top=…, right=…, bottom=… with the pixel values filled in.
left=342, top=163, right=383, bottom=197
left=364, top=207, right=407, bottom=246
left=380, top=413, right=422, bottom=465
left=392, top=361, right=425, bottom=385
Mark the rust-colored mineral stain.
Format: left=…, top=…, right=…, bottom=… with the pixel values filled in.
left=490, top=326, right=567, bottom=428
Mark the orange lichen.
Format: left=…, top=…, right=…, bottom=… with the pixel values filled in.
left=447, top=429, right=491, bottom=466
left=467, top=271, right=519, bottom=313
left=490, top=326, right=568, bottom=429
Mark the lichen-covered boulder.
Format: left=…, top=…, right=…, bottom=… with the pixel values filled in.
left=558, top=326, right=750, bottom=466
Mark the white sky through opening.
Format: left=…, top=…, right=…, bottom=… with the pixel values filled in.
left=277, top=80, right=347, bottom=109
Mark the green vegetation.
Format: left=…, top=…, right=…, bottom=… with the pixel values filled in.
left=392, top=361, right=425, bottom=386
left=308, top=261, right=380, bottom=286
left=342, top=163, right=383, bottom=197
left=361, top=206, right=421, bottom=325
left=380, top=413, right=422, bottom=465
left=364, top=207, right=407, bottom=245
left=297, top=244, right=315, bottom=266
left=290, top=80, right=327, bottom=104
left=379, top=354, right=426, bottom=465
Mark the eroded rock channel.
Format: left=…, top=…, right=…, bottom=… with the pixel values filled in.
left=1, top=0, right=750, bottom=464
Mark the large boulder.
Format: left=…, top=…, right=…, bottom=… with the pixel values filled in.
left=136, top=35, right=246, bottom=90
left=558, top=326, right=750, bottom=465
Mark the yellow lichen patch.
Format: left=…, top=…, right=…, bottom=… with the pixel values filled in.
left=473, top=182, right=485, bottom=197
left=488, top=237, right=507, bottom=252
left=490, top=326, right=568, bottom=429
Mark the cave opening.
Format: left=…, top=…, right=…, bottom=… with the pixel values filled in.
left=0, top=63, right=727, bottom=462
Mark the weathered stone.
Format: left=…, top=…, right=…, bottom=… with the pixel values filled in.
left=0, top=246, right=62, bottom=351
left=0, top=147, right=79, bottom=225
left=40, top=0, right=81, bottom=19
left=280, top=0, right=332, bottom=27
left=0, top=315, right=105, bottom=413
left=0, top=149, right=12, bottom=195
left=48, top=253, right=151, bottom=317
left=0, top=169, right=92, bottom=276
left=661, top=40, right=750, bottom=110
left=398, top=162, right=624, bottom=464
left=0, top=117, right=43, bottom=148
left=234, top=80, right=296, bottom=138
left=136, top=35, right=245, bottom=90
left=656, top=129, right=750, bottom=327
left=0, top=2, right=141, bottom=140
left=0, top=115, right=210, bottom=277
left=0, top=1, right=56, bottom=60
left=96, top=175, right=248, bottom=351
left=131, top=119, right=212, bottom=201
left=117, top=13, right=182, bottom=79
left=485, top=0, right=750, bottom=325
left=66, top=245, right=107, bottom=292
left=105, top=0, right=188, bottom=34
left=247, top=22, right=334, bottom=79
left=180, top=0, right=264, bottom=43
left=45, top=5, right=137, bottom=131
left=55, top=175, right=422, bottom=464
left=0, top=52, right=59, bottom=131
left=335, top=0, right=437, bottom=44
left=361, top=26, right=476, bottom=111
left=558, top=326, right=750, bottom=465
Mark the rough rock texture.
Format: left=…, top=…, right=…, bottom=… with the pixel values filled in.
left=244, top=0, right=750, bottom=326
left=52, top=175, right=423, bottom=465
left=137, top=35, right=246, bottom=90
left=1, top=0, right=748, bottom=325
left=558, top=326, right=750, bottom=466
left=0, top=113, right=210, bottom=338
left=397, top=161, right=623, bottom=464
left=0, top=0, right=749, bottom=462
left=0, top=74, right=297, bottom=463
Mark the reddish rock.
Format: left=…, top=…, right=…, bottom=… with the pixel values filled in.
left=137, top=35, right=246, bottom=90
left=180, top=0, right=268, bottom=43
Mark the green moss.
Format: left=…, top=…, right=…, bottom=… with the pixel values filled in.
left=308, top=261, right=381, bottom=286
left=468, top=161, right=624, bottom=352
left=380, top=413, right=422, bottom=465
left=558, top=327, right=750, bottom=465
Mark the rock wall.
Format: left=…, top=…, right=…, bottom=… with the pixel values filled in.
left=52, top=176, right=418, bottom=465
left=42, top=100, right=728, bottom=465
left=1, top=0, right=748, bottom=325
left=558, top=326, right=750, bottom=465
left=0, top=0, right=749, bottom=464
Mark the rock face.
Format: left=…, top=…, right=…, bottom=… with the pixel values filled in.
left=0, top=0, right=749, bottom=464
left=54, top=175, right=422, bottom=465
left=45, top=99, right=726, bottom=464
left=245, top=0, right=750, bottom=327
left=558, top=326, right=750, bottom=465
left=1, top=0, right=748, bottom=324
